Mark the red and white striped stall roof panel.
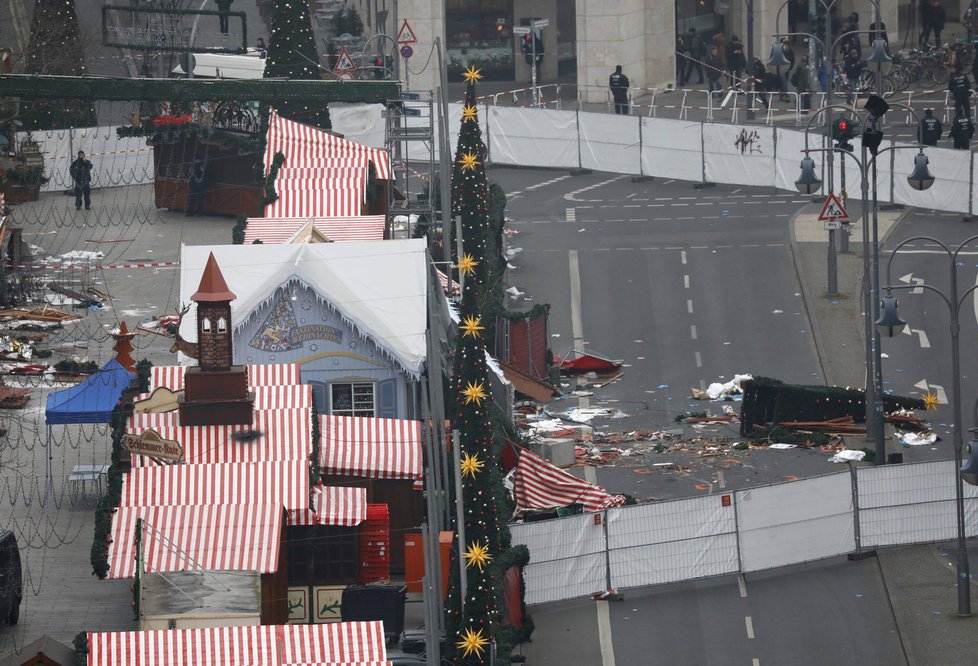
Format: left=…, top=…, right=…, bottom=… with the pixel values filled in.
left=87, top=622, right=388, bottom=666
left=320, top=415, right=423, bottom=480
left=120, top=460, right=310, bottom=512
left=150, top=363, right=301, bottom=391
left=276, top=166, right=369, bottom=179
left=264, top=109, right=391, bottom=179
left=289, top=485, right=366, bottom=527
left=133, top=384, right=312, bottom=411
left=106, top=503, right=283, bottom=579
left=277, top=622, right=388, bottom=664
left=513, top=447, right=626, bottom=515
left=264, top=186, right=365, bottom=218
left=129, top=408, right=312, bottom=467
left=243, top=215, right=386, bottom=245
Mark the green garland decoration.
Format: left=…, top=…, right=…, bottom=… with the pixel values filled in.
left=116, top=123, right=263, bottom=154
left=310, top=402, right=321, bottom=490
left=232, top=214, right=247, bottom=245
left=91, top=407, right=127, bottom=579
left=73, top=630, right=88, bottom=665
left=260, top=152, right=286, bottom=207
left=135, top=359, right=152, bottom=393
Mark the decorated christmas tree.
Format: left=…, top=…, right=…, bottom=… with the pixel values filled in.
left=264, top=0, right=331, bottom=130
left=444, top=65, right=530, bottom=665
left=18, top=0, right=97, bottom=130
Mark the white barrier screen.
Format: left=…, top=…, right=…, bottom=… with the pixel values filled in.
left=486, top=106, right=579, bottom=169
left=703, top=124, right=776, bottom=188
left=610, top=533, right=739, bottom=589
left=578, top=113, right=642, bottom=176
left=737, top=473, right=854, bottom=572
left=27, top=126, right=155, bottom=192
left=640, top=118, right=703, bottom=182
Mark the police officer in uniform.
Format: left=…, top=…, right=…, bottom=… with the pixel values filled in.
left=948, top=62, right=972, bottom=118
left=918, top=108, right=943, bottom=145
left=950, top=112, right=974, bottom=149
left=609, top=65, right=630, bottom=115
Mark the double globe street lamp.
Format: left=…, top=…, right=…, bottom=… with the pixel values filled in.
left=876, top=237, right=978, bottom=618
left=793, top=98, right=935, bottom=468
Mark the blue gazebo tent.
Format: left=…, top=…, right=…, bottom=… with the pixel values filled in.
left=43, top=359, right=135, bottom=501
left=45, top=358, right=135, bottom=424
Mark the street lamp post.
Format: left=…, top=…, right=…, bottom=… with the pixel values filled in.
left=877, top=236, right=978, bottom=618
left=795, top=102, right=934, bottom=465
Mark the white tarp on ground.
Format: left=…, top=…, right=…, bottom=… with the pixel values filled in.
left=703, top=124, right=776, bottom=187
left=640, top=118, right=703, bottom=182
left=730, top=473, right=853, bottom=572
left=608, top=497, right=738, bottom=589
left=21, top=126, right=154, bottom=192
left=857, top=460, right=978, bottom=548
left=486, top=106, right=578, bottom=169
left=579, top=113, right=642, bottom=175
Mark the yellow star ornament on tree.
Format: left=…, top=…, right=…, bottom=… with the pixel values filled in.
left=458, top=152, right=480, bottom=172
left=457, top=626, right=490, bottom=659
left=461, top=104, right=478, bottom=123
left=460, top=315, right=484, bottom=339
left=460, top=450, right=484, bottom=478
left=464, top=539, right=493, bottom=571
left=456, top=253, right=479, bottom=275
left=923, top=392, right=940, bottom=410
left=462, top=380, right=488, bottom=405
left=462, top=65, right=483, bottom=83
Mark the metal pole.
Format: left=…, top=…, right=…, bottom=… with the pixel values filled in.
left=950, top=264, right=973, bottom=617
left=455, top=214, right=464, bottom=294
left=421, top=522, right=442, bottom=665
left=452, top=429, right=467, bottom=608
left=849, top=461, right=862, bottom=556
left=840, top=156, right=849, bottom=253
left=603, top=509, right=612, bottom=592
left=858, top=148, right=878, bottom=462
left=435, top=38, right=452, bottom=273
left=828, top=227, right=838, bottom=296
left=747, top=0, right=755, bottom=121
left=531, top=33, right=538, bottom=106
left=870, top=152, right=886, bottom=463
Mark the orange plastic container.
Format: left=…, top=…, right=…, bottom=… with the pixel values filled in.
left=403, top=531, right=452, bottom=598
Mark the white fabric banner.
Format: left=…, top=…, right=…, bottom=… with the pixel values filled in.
left=510, top=513, right=605, bottom=563
left=610, top=534, right=739, bottom=589
left=892, top=144, right=970, bottom=213
left=639, top=118, right=702, bottom=182
left=24, top=126, right=154, bottom=192
left=522, top=553, right=606, bottom=606
left=578, top=113, right=642, bottom=176
left=703, top=124, right=776, bottom=187
left=485, top=107, right=578, bottom=169
left=607, top=495, right=734, bottom=549
left=737, top=474, right=855, bottom=572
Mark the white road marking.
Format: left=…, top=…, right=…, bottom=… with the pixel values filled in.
left=745, top=616, right=755, bottom=639
left=564, top=175, right=628, bottom=202
left=690, top=324, right=698, bottom=340
left=695, top=351, right=702, bottom=367
left=569, top=251, right=585, bottom=355
left=687, top=299, right=694, bottom=313
left=566, top=207, right=576, bottom=223
left=597, top=600, right=617, bottom=666
left=681, top=251, right=688, bottom=265
left=738, top=575, right=748, bottom=598
left=684, top=275, right=690, bottom=288
left=716, top=470, right=726, bottom=488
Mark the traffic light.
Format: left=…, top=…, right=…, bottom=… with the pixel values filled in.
left=497, top=18, right=505, bottom=34
left=832, top=118, right=856, bottom=151
left=373, top=56, right=385, bottom=79
left=521, top=33, right=533, bottom=64
left=534, top=33, right=544, bottom=63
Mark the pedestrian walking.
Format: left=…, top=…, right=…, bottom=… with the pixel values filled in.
left=711, top=31, right=727, bottom=70
left=920, top=0, right=934, bottom=46
left=843, top=49, right=864, bottom=104
left=779, top=38, right=795, bottom=101
left=932, top=1, right=947, bottom=45
left=684, top=27, right=705, bottom=85
left=216, top=0, right=233, bottom=35
left=750, top=58, right=777, bottom=109
left=868, top=18, right=888, bottom=47
left=950, top=112, right=974, bottom=149
left=609, top=65, right=630, bottom=115
left=705, top=46, right=723, bottom=93
left=918, top=108, right=943, bottom=145
left=948, top=62, right=972, bottom=117
left=676, top=34, right=688, bottom=85
left=792, top=54, right=813, bottom=112
left=69, top=150, right=92, bottom=211
left=185, top=158, right=207, bottom=217
left=255, top=37, right=267, bottom=59
left=726, top=35, right=746, bottom=87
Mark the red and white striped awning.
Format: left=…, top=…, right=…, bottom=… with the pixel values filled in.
left=436, top=267, right=460, bottom=297
left=243, top=216, right=386, bottom=244
left=513, top=447, right=626, bottom=515
left=150, top=363, right=301, bottom=392
left=128, top=408, right=313, bottom=467
left=290, top=484, right=367, bottom=527
left=264, top=183, right=365, bottom=218
left=120, top=461, right=311, bottom=512
left=106, top=503, right=284, bottom=578
left=132, top=384, right=312, bottom=414
left=264, top=111, right=391, bottom=179
left=321, top=415, right=423, bottom=480
left=87, top=621, right=390, bottom=665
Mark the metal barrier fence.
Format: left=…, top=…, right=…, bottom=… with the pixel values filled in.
left=510, top=459, right=978, bottom=605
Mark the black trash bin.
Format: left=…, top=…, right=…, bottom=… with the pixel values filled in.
left=341, top=584, right=407, bottom=644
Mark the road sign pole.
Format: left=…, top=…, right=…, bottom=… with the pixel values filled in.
left=828, top=228, right=838, bottom=296
left=531, top=40, right=538, bottom=106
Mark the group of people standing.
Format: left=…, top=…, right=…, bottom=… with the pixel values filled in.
left=917, top=61, right=975, bottom=150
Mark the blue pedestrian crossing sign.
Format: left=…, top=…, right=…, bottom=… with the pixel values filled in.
left=818, top=192, right=849, bottom=222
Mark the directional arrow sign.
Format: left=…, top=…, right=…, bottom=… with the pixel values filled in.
left=899, top=272, right=925, bottom=294
left=914, top=379, right=947, bottom=404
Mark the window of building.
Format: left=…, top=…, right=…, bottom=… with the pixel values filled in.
left=445, top=0, right=514, bottom=81
left=217, top=317, right=227, bottom=332
left=330, top=382, right=375, bottom=417
left=201, top=317, right=211, bottom=332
